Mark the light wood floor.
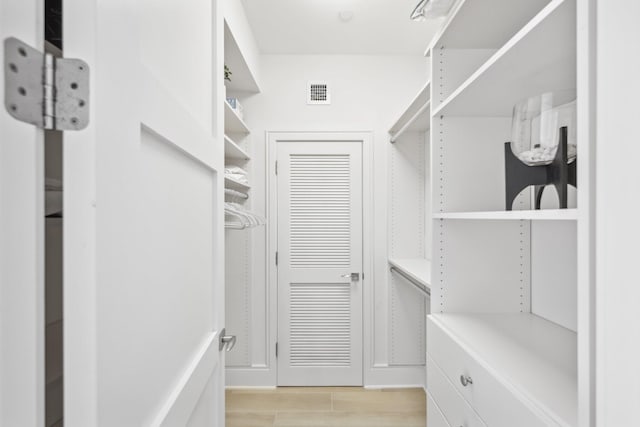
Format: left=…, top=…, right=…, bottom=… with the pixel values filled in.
left=226, top=387, right=426, bottom=427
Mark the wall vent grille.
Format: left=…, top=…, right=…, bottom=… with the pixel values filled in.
left=307, top=81, right=331, bottom=105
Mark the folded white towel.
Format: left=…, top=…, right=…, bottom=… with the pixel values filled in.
left=224, top=166, right=248, bottom=176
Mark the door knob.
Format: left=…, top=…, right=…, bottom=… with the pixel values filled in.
left=219, top=328, right=237, bottom=352
left=460, top=374, right=473, bottom=387
left=341, top=273, right=360, bottom=281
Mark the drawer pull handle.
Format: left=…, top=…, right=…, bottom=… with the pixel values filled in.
left=460, top=375, right=473, bottom=387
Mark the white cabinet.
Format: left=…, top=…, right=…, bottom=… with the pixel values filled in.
left=426, top=0, right=589, bottom=425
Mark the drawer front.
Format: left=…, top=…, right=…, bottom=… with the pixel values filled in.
left=428, top=354, right=487, bottom=427
left=427, top=318, right=547, bottom=427
left=427, top=392, right=451, bottom=427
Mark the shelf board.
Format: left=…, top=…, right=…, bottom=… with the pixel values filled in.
left=224, top=135, right=250, bottom=160
left=425, top=0, right=552, bottom=55
left=224, top=101, right=250, bottom=134
left=224, top=21, right=260, bottom=93
left=224, top=176, right=250, bottom=192
left=389, top=258, right=431, bottom=290
left=430, top=313, right=577, bottom=427
left=433, top=208, right=577, bottom=221
left=433, top=0, right=576, bottom=117
left=389, top=81, right=431, bottom=135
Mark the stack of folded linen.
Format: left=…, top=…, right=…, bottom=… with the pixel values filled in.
left=225, top=166, right=249, bottom=184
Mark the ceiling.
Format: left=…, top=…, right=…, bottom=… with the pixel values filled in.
left=240, top=0, right=444, bottom=55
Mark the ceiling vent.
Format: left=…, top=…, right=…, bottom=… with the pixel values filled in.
left=307, top=81, right=331, bottom=105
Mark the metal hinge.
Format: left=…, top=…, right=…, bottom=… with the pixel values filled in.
left=4, top=37, right=89, bottom=130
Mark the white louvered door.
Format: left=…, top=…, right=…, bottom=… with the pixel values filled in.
left=277, top=141, right=363, bottom=386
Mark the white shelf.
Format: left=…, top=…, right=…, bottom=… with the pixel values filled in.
left=433, top=208, right=577, bottom=221
left=425, top=0, right=552, bottom=56
left=433, top=0, right=576, bottom=117
left=430, top=313, right=577, bottom=427
left=224, top=176, right=250, bottom=192
left=224, top=22, right=260, bottom=93
left=389, top=258, right=431, bottom=290
left=224, top=135, right=250, bottom=160
left=224, top=101, right=250, bottom=134
left=389, top=82, right=431, bottom=141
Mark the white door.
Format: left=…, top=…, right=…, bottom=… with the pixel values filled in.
left=63, top=1, right=226, bottom=426
left=276, top=140, right=363, bottom=386
left=0, top=0, right=45, bottom=425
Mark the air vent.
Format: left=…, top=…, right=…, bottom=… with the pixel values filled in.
left=307, top=81, right=331, bottom=105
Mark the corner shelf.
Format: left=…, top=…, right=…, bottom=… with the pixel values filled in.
left=224, top=101, right=250, bottom=134
left=433, top=208, right=577, bottom=221
left=224, top=135, right=250, bottom=160
left=433, top=0, right=575, bottom=117
left=430, top=313, right=577, bottom=427
left=389, top=81, right=431, bottom=141
left=224, top=176, right=250, bottom=192
left=389, top=258, right=431, bottom=292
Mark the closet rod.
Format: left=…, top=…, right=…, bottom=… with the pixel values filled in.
left=390, top=100, right=431, bottom=143
left=390, top=266, right=431, bottom=297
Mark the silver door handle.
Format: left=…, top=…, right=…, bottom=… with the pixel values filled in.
left=341, top=273, right=360, bottom=281
left=460, top=374, right=473, bottom=387
left=219, top=328, right=237, bottom=352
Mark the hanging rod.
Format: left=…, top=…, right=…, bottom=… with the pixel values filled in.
left=390, top=100, right=431, bottom=143
left=390, top=266, right=431, bottom=297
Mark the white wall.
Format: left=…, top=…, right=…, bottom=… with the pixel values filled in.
left=226, top=54, right=429, bottom=386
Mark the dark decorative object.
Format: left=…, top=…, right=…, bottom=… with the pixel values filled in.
left=505, top=126, right=577, bottom=210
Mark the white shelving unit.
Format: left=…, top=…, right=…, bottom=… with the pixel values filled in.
left=426, top=0, right=584, bottom=426
left=225, top=135, right=250, bottom=160
left=223, top=12, right=263, bottom=374
left=224, top=101, right=250, bottom=135
left=389, top=81, right=431, bottom=142
left=433, top=0, right=575, bottom=117
left=433, top=208, right=578, bottom=221
left=387, top=80, right=432, bottom=379
left=389, top=258, right=431, bottom=291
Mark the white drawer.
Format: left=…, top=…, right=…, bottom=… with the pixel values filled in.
left=427, top=318, right=547, bottom=427
left=428, top=354, right=487, bottom=427
left=427, top=391, right=451, bottom=427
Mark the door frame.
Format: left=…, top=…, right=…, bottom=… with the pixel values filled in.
left=267, top=131, right=374, bottom=385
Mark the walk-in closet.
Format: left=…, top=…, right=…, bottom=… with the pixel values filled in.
left=1, top=0, right=638, bottom=426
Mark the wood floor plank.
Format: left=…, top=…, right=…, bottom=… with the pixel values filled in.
left=226, top=387, right=426, bottom=427
left=226, top=412, right=276, bottom=427
left=226, top=391, right=332, bottom=412
left=332, top=389, right=426, bottom=413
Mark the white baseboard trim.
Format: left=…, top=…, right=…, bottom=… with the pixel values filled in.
left=225, top=366, right=276, bottom=387
left=365, top=365, right=425, bottom=388
left=226, top=386, right=276, bottom=390
left=225, top=364, right=425, bottom=388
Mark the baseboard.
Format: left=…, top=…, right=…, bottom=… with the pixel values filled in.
left=365, top=364, right=425, bottom=388
left=225, top=366, right=276, bottom=387
left=225, top=364, right=425, bottom=388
